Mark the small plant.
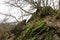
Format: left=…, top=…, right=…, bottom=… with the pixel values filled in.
left=11, top=6, right=59, bottom=40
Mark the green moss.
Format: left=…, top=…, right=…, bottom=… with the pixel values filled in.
left=14, top=6, right=59, bottom=40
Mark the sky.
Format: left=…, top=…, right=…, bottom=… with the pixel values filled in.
left=0, top=0, right=59, bottom=23
left=0, top=0, right=33, bottom=22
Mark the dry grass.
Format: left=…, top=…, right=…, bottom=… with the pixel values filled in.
left=45, top=16, right=60, bottom=30
left=0, top=23, right=15, bottom=40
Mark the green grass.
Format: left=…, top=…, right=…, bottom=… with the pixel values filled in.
left=14, top=6, right=59, bottom=40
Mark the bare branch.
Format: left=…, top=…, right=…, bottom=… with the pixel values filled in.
left=5, top=1, right=33, bottom=15
left=0, top=13, right=19, bottom=22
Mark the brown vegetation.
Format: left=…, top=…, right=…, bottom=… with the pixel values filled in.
left=0, top=23, right=15, bottom=40
left=45, top=16, right=60, bottom=30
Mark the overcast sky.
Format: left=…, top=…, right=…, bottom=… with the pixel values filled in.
left=0, top=0, right=32, bottom=22
left=0, top=0, right=59, bottom=23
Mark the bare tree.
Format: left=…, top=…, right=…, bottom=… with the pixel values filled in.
left=0, top=13, right=19, bottom=23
